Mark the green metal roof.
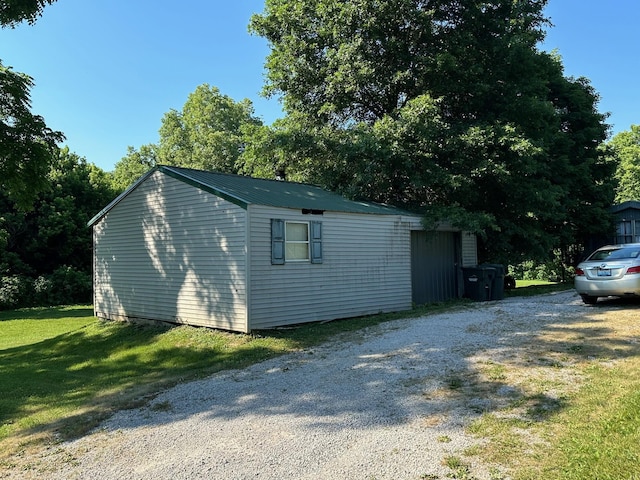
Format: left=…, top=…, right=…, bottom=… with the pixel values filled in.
left=161, top=166, right=409, bottom=215
left=88, top=166, right=410, bottom=226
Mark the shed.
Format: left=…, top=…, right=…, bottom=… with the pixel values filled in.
left=610, top=201, right=640, bottom=244
left=89, top=166, right=478, bottom=332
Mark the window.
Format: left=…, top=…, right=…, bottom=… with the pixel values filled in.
left=616, top=221, right=633, bottom=244
left=271, top=219, right=322, bottom=264
left=285, top=222, right=309, bottom=261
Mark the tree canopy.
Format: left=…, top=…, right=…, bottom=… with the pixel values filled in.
left=111, top=144, right=158, bottom=192
left=111, top=85, right=263, bottom=191
left=1, top=0, right=64, bottom=209
left=250, top=0, right=615, bottom=263
left=0, top=62, right=65, bottom=209
left=0, top=148, right=115, bottom=308
left=0, top=0, right=57, bottom=27
left=157, top=84, right=262, bottom=173
left=611, top=125, right=640, bottom=203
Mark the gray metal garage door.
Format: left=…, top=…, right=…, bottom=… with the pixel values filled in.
left=411, top=231, right=459, bottom=304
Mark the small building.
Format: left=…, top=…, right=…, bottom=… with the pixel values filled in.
left=611, top=201, right=640, bottom=244
left=88, top=166, right=477, bottom=332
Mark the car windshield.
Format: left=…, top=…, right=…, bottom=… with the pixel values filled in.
left=588, top=246, right=640, bottom=261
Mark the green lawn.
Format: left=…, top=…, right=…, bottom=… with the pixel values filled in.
left=507, top=279, right=572, bottom=296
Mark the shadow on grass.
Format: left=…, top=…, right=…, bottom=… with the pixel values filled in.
left=0, top=305, right=94, bottom=322
left=0, top=300, right=470, bottom=450
left=505, top=282, right=573, bottom=297
left=256, top=298, right=471, bottom=348
left=0, top=317, right=285, bottom=446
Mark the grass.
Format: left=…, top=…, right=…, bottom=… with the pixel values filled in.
left=518, top=361, right=640, bottom=480
left=506, top=279, right=572, bottom=297
left=0, top=306, right=297, bottom=452
left=463, top=299, right=640, bottom=480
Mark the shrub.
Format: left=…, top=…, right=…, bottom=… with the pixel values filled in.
left=510, top=260, right=564, bottom=282
left=0, top=267, right=92, bottom=309
left=0, top=275, right=34, bottom=309
left=38, top=266, right=92, bottom=306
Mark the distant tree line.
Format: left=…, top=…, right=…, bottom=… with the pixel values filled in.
left=2, top=0, right=639, bottom=308
left=0, top=148, right=116, bottom=308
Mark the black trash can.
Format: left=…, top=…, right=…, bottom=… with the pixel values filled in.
left=481, top=263, right=505, bottom=300
left=462, top=266, right=495, bottom=301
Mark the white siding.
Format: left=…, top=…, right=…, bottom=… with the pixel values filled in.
left=93, top=171, right=248, bottom=332
left=247, top=205, right=413, bottom=329
left=461, top=232, right=478, bottom=267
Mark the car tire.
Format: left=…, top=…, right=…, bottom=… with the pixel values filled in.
left=504, top=275, right=516, bottom=290
left=580, top=294, right=598, bottom=305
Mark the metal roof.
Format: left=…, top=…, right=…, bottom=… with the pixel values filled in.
left=610, top=200, right=640, bottom=214
left=160, top=166, right=409, bottom=215
left=88, top=166, right=410, bottom=226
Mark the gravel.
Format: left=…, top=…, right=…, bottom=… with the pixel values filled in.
left=21, top=290, right=585, bottom=480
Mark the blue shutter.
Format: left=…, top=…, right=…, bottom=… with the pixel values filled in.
left=310, top=221, right=323, bottom=264
left=271, top=219, right=285, bottom=265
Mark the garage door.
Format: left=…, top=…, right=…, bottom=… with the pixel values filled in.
left=411, top=231, right=459, bottom=304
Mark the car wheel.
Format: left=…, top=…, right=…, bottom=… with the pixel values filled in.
left=580, top=294, right=598, bottom=305
left=504, top=275, right=516, bottom=290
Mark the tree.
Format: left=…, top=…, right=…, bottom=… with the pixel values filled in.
left=0, top=0, right=57, bottom=27
left=250, top=0, right=614, bottom=263
left=157, top=84, right=263, bottom=173
left=250, top=0, right=548, bottom=126
left=239, top=113, right=324, bottom=183
left=1, top=147, right=114, bottom=274
left=0, top=61, right=65, bottom=209
left=610, top=125, right=640, bottom=203
left=0, top=148, right=115, bottom=307
left=1, top=1, right=64, bottom=209
left=111, top=144, right=158, bottom=192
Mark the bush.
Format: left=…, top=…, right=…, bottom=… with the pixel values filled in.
left=35, top=266, right=92, bottom=306
left=0, top=275, right=34, bottom=309
left=510, top=261, right=565, bottom=282
left=0, top=267, right=92, bottom=309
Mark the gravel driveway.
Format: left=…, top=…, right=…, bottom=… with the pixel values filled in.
left=19, top=290, right=599, bottom=479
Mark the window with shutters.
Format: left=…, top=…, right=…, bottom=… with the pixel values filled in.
left=271, top=219, right=322, bottom=264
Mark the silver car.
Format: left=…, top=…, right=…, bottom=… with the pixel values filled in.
left=575, top=243, right=640, bottom=304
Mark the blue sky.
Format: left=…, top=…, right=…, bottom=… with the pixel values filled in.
left=1, top=0, right=638, bottom=172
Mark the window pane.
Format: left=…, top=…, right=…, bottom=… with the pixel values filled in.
left=618, top=221, right=632, bottom=236
left=286, top=223, right=308, bottom=241
left=286, top=243, right=309, bottom=260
